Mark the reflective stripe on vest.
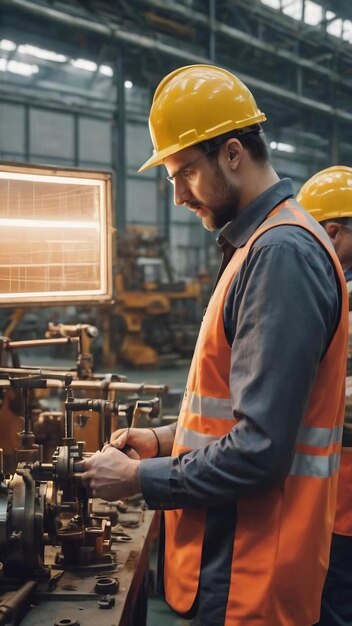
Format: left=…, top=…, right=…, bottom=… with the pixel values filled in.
left=182, top=390, right=233, bottom=420
left=175, top=425, right=218, bottom=449
left=290, top=451, right=340, bottom=478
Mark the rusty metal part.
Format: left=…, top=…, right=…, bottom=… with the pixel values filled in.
left=5, top=469, right=50, bottom=578
left=47, top=570, right=65, bottom=591
left=0, top=580, right=36, bottom=626
left=57, top=529, right=84, bottom=566
left=0, top=371, right=167, bottom=394
left=95, top=576, right=119, bottom=594
left=131, top=397, right=160, bottom=428
left=97, top=594, right=116, bottom=609
left=5, top=337, right=80, bottom=349
left=111, top=532, right=132, bottom=543
left=85, top=527, right=104, bottom=557
left=46, top=323, right=98, bottom=340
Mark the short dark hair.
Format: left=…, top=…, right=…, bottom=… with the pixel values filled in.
left=198, top=125, right=269, bottom=166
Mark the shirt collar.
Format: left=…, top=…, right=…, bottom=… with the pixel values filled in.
left=217, top=178, right=294, bottom=249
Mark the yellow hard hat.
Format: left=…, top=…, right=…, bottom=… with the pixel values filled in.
left=297, top=166, right=352, bottom=222
left=139, top=64, right=266, bottom=172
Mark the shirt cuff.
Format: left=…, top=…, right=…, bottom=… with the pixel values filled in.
left=139, top=456, right=175, bottom=509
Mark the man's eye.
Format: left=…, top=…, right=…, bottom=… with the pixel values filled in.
left=182, top=170, right=195, bottom=183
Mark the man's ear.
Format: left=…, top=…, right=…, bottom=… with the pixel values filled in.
left=224, top=138, right=243, bottom=170
left=324, top=221, right=341, bottom=243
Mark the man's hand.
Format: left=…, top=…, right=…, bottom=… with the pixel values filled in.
left=81, top=446, right=141, bottom=501
left=110, top=427, right=158, bottom=459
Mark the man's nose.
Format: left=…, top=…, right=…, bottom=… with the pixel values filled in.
left=173, top=178, right=192, bottom=206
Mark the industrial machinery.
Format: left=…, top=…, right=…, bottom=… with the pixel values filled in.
left=104, top=230, right=202, bottom=368
left=0, top=161, right=169, bottom=624
left=0, top=321, right=113, bottom=470
left=0, top=369, right=164, bottom=626
left=0, top=316, right=168, bottom=470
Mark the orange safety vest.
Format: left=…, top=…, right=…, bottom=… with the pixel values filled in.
left=164, top=200, right=348, bottom=626
left=334, top=280, right=352, bottom=536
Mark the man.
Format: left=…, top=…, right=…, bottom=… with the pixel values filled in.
left=82, top=65, right=348, bottom=626
left=297, top=166, right=352, bottom=626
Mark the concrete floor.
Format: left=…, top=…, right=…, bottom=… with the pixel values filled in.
left=146, top=540, right=190, bottom=626
left=147, top=596, right=190, bottom=626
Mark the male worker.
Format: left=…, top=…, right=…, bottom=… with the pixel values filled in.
left=82, top=65, right=349, bottom=626
left=297, top=166, right=352, bottom=626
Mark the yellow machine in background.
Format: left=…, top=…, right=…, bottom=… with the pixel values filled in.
left=103, top=230, right=203, bottom=368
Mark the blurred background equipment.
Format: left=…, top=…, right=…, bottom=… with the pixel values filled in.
left=104, top=229, right=202, bottom=368
left=0, top=358, right=166, bottom=626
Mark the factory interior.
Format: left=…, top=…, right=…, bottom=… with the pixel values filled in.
left=0, top=0, right=352, bottom=625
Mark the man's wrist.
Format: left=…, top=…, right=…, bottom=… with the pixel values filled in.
left=148, top=428, right=160, bottom=457
left=129, top=459, right=141, bottom=494
left=149, top=423, right=176, bottom=456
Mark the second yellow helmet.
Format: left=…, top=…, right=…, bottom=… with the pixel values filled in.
left=297, top=166, right=352, bottom=222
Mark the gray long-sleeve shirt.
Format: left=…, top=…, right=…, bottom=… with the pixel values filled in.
left=139, top=178, right=341, bottom=510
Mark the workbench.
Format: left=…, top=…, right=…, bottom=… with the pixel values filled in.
left=14, top=508, right=159, bottom=626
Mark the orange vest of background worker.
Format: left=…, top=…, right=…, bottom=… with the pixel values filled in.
left=164, top=197, right=348, bottom=626
left=297, top=166, right=352, bottom=626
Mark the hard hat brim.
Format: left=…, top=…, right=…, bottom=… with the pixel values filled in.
left=138, top=113, right=267, bottom=173
left=138, top=144, right=180, bottom=172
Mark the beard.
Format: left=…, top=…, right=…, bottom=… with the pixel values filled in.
left=188, top=164, right=241, bottom=231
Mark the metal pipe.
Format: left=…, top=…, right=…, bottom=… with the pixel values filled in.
left=5, top=337, right=80, bottom=349
left=0, top=580, right=37, bottom=626
left=0, top=375, right=167, bottom=394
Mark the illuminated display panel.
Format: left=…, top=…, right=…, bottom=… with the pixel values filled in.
left=0, top=163, right=113, bottom=305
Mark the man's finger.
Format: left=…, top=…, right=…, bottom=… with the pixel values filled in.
left=81, top=469, right=95, bottom=482
left=111, top=428, right=128, bottom=448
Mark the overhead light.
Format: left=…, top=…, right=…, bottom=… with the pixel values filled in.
left=260, top=0, right=280, bottom=9
left=71, top=58, right=97, bottom=72
left=0, top=59, right=39, bottom=76
left=0, top=39, right=16, bottom=51
left=304, top=0, right=322, bottom=26
left=270, top=141, right=296, bottom=153
left=99, top=65, right=113, bottom=77
left=326, top=12, right=342, bottom=38
left=18, top=44, right=67, bottom=63
left=124, top=80, right=133, bottom=89
left=342, top=20, right=352, bottom=43
left=282, top=0, right=302, bottom=21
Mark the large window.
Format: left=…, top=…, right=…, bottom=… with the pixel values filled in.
left=0, top=163, right=113, bottom=305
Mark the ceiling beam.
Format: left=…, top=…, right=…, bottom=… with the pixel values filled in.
left=3, top=0, right=352, bottom=123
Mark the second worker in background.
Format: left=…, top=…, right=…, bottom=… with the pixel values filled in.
left=298, top=166, right=352, bottom=626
